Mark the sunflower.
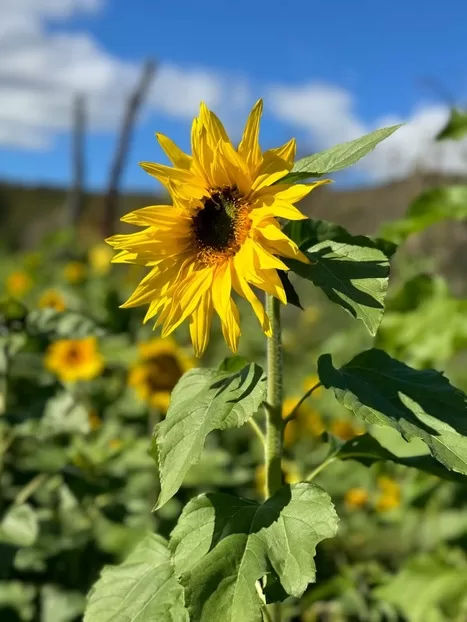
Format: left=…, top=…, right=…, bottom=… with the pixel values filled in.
left=45, top=336, right=104, bottom=383
left=64, top=261, right=86, bottom=285
left=88, top=244, right=113, bottom=276
left=329, top=418, right=365, bottom=441
left=128, top=338, right=193, bottom=412
left=38, top=289, right=66, bottom=312
left=344, top=487, right=369, bottom=510
left=6, top=271, right=32, bottom=298
left=107, top=100, right=329, bottom=356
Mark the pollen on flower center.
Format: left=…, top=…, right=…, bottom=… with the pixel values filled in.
left=192, top=187, right=251, bottom=265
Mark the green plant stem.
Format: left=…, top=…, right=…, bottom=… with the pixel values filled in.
left=265, top=295, right=283, bottom=499
left=249, top=418, right=266, bottom=446
left=14, top=473, right=48, bottom=506
left=283, top=382, right=322, bottom=424
left=265, top=295, right=284, bottom=622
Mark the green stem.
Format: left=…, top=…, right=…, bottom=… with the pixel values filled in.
left=265, top=295, right=283, bottom=622
left=265, top=295, right=283, bottom=499
left=249, top=418, right=266, bottom=446
left=283, top=382, right=322, bottom=424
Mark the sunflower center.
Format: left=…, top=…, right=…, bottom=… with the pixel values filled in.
left=191, top=188, right=251, bottom=265
left=66, top=346, right=82, bottom=365
left=145, top=354, right=183, bottom=393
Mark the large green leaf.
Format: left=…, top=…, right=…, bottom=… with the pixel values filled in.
left=170, top=484, right=338, bottom=622
left=337, top=430, right=467, bottom=482
left=318, top=348, right=467, bottom=476
left=375, top=553, right=467, bottom=622
left=379, top=186, right=467, bottom=244
left=285, top=220, right=391, bottom=335
left=0, top=504, right=39, bottom=547
left=436, top=108, right=467, bottom=141
left=153, top=363, right=265, bottom=509
left=280, top=125, right=402, bottom=183
left=84, top=534, right=188, bottom=622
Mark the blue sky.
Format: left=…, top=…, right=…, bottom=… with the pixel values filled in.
left=1, top=0, right=467, bottom=191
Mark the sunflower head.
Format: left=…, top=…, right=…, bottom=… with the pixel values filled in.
left=45, top=336, right=104, bottom=383
left=64, top=261, right=86, bottom=285
left=128, top=338, right=193, bottom=412
left=88, top=244, right=113, bottom=276
left=107, top=100, right=330, bottom=356
left=6, top=271, right=32, bottom=297
left=38, top=289, right=66, bottom=312
left=344, top=487, right=369, bottom=510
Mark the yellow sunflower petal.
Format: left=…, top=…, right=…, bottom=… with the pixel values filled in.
left=255, top=220, right=309, bottom=262
left=238, top=99, right=263, bottom=173
left=270, top=138, right=296, bottom=166
left=251, top=151, right=290, bottom=192
left=156, top=133, right=192, bottom=169
left=189, top=289, right=214, bottom=357
left=199, top=102, right=230, bottom=146
left=212, top=262, right=241, bottom=353
left=232, top=265, right=271, bottom=337
left=121, top=205, right=191, bottom=227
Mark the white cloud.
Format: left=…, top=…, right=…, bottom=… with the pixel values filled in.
left=268, top=82, right=467, bottom=181
left=0, top=0, right=249, bottom=150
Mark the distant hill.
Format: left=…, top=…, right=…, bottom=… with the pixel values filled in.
left=1, top=171, right=466, bottom=289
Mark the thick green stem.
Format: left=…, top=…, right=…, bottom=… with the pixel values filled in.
left=265, top=295, right=284, bottom=499
left=265, top=294, right=283, bottom=621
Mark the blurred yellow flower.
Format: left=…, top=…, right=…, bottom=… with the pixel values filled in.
left=6, top=271, right=32, bottom=297
left=255, top=460, right=301, bottom=495
left=88, top=244, right=113, bottom=276
left=330, top=418, right=365, bottom=441
left=302, top=306, right=320, bottom=325
left=375, top=494, right=401, bottom=512
left=108, top=439, right=123, bottom=451
left=64, top=261, right=86, bottom=285
left=45, top=336, right=104, bottom=383
left=282, top=396, right=324, bottom=448
left=345, top=487, right=369, bottom=509
left=128, top=338, right=193, bottom=412
left=38, top=289, right=66, bottom=312
left=88, top=410, right=102, bottom=431
left=375, top=476, right=401, bottom=512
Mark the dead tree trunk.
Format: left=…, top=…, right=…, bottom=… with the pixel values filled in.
left=67, top=93, right=86, bottom=230
left=101, top=59, right=157, bottom=238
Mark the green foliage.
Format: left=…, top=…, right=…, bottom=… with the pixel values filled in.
left=319, top=348, right=467, bottom=476
left=280, top=125, right=402, bottom=183
left=379, top=185, right=467, bottom=244
left=285, top=219, right=392, bottom=334
left=152, top=363, right=266, bottom=509
left=375, top=552, right=467, bottom=621
left=170, top=484, right=338, bottom=621
left=436, top=108, right=467, bottom=141
left=0, top=504, right=38, bottom=547
left=84, top=534, right=188, bottom=622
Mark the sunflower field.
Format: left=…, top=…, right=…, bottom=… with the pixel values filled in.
left=1, top=104, right=467, bottom=622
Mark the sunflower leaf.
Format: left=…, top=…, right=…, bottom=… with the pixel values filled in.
left=170, top=484, right=338, bottom=622
left=153, top=363, right=266, bottom=509
left=0, top=504, right=39, bottom=547
left=279, top=125, right=402, bottom=182
left=278, top=270, right=303, bottom=309
left=378, top=186, right=467, bottom=244
left=285, top=219, right=392, bottom=335
left=318, top=349, right=467, bottom=476
left=84, top=534, right=188, bottom=622
left=436, top=108, right=467, bottom=141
